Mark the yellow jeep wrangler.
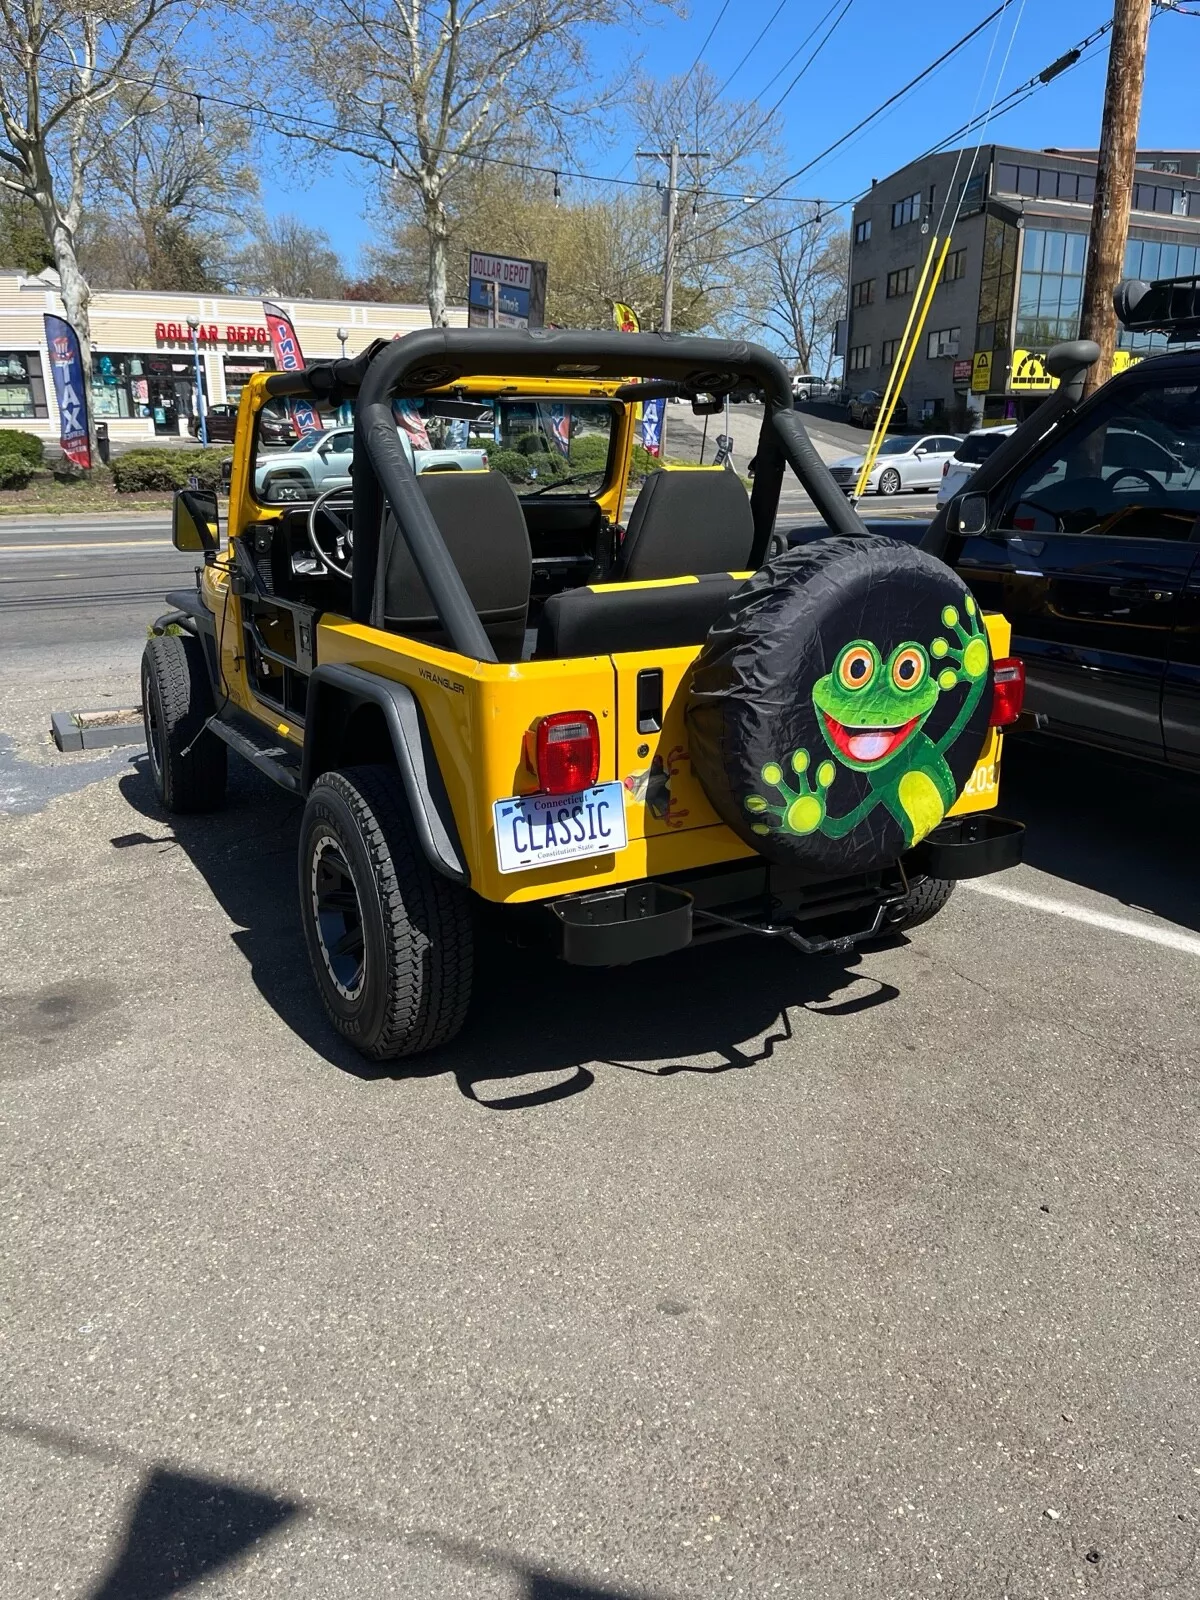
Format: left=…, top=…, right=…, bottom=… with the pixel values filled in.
left=143, top=329, right=1025, bottom=1061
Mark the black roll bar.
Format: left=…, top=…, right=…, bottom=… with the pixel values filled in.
left=270, top=326, right=875, bottom=658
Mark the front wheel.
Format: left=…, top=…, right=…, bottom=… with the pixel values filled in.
left=141, top=633, right=227, bottom=813
left=298, top=765, right=474, bottom=1060
left=877, top=467, right=902, bottom=496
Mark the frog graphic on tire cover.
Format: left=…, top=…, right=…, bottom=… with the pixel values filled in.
left=686, top=536, right=995, bottom=877
left=746, top=598, right=989, bottom=847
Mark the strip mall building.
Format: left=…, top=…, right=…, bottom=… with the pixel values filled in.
left=0, top=271, right=466, bottom=445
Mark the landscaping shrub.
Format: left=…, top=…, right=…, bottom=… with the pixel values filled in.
left=0, top=429, right=45, bottom=468
left=0, top=452, right=33, bottom=489
left=110, top=447, right=232, bottom=493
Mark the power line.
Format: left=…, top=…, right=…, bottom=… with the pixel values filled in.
left=759, top=0, right=858, bottom=125
left=716, top=0, right=790, bottom=95
left=689, top=2, right=1017, bottom=252
left=748, top=0, right=847, bottom=102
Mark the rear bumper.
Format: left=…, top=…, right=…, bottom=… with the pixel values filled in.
left=904, top=814, right=1024, bottom=880
left=546, top=816, right=1023, bottom=965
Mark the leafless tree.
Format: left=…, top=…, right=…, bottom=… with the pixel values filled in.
left=231, top=213, right=346, bottom=299
left=0, top=0, right=199, bottom=457
left=728, top=202, right=849, bottom=373
left=267, top=0, right=667, bottom=326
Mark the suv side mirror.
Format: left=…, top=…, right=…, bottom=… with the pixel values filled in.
left=173, top=488, right=219, bottom=554
left=956, top=492, right=989, bottom=535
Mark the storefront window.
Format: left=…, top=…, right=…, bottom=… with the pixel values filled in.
left=224, top=355, right=273, bottom=408
left=93, top=353, right=137, bottom=418
left=0, top=351, right=49, bottom=419
left=1014, top=227, right=1087, bottom=348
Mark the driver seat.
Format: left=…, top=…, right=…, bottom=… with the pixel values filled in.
left=380, top=471, right=533, bottom=661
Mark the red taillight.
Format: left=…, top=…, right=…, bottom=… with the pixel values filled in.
left=942, top=459, right=949, bottom=475
left=991, top=657, right=1025, bottom=726
left=481, top=451, right=488, bottom=467
left=533, top=711, right=600, bottom=794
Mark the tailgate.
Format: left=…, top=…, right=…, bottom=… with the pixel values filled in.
left=612, top=647, right=727, bottom=842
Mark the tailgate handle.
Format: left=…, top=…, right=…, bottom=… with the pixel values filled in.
left=636, top=668, right=663, bottom=734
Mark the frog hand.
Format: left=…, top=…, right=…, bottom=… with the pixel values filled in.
left=745, top=749, right=835, bottom=838
left=929, top=594, right=990, bottom=691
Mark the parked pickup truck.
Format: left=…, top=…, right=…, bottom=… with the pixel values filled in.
left=254, top=425, right=487, bottom=502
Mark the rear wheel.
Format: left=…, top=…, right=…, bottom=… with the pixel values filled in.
left=888, top=875, right=955, bottom=933
left=140, top=633, right=226, bottom=813
left=298, top=765, right=473, bottom=1060
left=878, top=467, right=902, bottom=496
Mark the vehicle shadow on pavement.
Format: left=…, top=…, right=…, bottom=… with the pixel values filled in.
left=1002, top=735, right=1200, bottom=933
left=119, top=761, right=897, bottom=1106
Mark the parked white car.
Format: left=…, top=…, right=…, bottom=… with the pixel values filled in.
left=935, top=424, right=1018, bottom=506
left=791, top=373, right=840, bottom=401
left=254, top=426, right=487, bottom=503
left=828, top=433, right=962, bottom=496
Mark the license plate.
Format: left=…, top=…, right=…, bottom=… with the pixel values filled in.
left=493, top=782, right=628, bottom=874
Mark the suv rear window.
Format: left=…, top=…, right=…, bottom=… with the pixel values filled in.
left=956, top=431, right=1009, bottom=465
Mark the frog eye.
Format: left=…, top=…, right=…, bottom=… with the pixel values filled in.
left=837, top=644, right=876, bottom=691
left=890, top=645, right=928, bottom=691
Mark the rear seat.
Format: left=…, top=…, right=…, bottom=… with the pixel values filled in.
left=536, top=573, right=749, bottom=658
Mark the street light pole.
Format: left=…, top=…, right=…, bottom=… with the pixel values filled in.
left=336, top=326, right=350, bottom=423
left=336, top=326, right=348, bottom=359
left=186, top=315, right=208, bottom=446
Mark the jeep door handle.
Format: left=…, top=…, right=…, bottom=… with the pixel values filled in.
left=1108, top=584, right=1176, bottom=601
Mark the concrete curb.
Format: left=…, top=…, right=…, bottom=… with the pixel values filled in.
left=51, top=708, right=146, bottom=753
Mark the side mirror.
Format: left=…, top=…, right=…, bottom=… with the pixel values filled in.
left=173, top=488, right=219, bottom=554
left=914, top=445, right=928, bottom=456
left=691, top=393, right=724, bottom=416
left=220, top=457, right=233, bottom=491
left=956, top=492, right=989, bottom=536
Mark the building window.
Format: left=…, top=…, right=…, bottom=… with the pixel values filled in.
left=0, top=351, right=48, bottom=419
left=850, top=278, right=875, bottom=309
left=848, top=345, right=871, bottom=373
left=880, top=338, right=899, bottom=368
left=976, top=212, right=1019, bottom=366
left=1015, top=227, right=1089, bottom=348
left=1133, top=182, right=1186, bottom=216
left=926, top=327, right=961, bottom=359
left=224, top=355, right=272, bottom=408
left=958, top=172, right=986, bottom=214
left=887, top=265, right=917, bottom=298
left=942, top=248, right=968, bottom=284
left=854, top=218, right=871, bottom=245
left=1119, top=238, right=1200, bottom=351
left=994, top=161, right=1095, bottom=205
left=891, top=191, right=922, bottom=229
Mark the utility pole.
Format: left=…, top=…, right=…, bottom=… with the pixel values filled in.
left=635, top=140, right=708, bottom=452
left=1079, top=0, right=1154, bottom=397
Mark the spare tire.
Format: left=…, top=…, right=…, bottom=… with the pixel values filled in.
left=686, top=537, right=993, bottom=879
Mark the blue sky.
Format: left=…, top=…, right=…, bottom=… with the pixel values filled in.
left=264, top=1, right=1200, bottom=274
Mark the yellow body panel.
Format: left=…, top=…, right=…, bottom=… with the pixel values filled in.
left=220, top=372, right=1010, bottom=903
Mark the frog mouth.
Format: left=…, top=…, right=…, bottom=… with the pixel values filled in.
left=822, top=712, right=922, bottom=764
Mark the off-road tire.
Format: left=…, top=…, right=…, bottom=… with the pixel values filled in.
left=140, top=633, right=227, bottom=813
left=889, top=875, right=955, bottom=933
left=298, top=765, right=473, bottom=1061
left=878, top=467, right=902, bottom=496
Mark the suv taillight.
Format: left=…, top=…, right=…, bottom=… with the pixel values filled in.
left=942, top=459, right=949, bottom=475
left=991, top=658, right=1025, bottom=726
left=533, top=711, right=600, bottom=794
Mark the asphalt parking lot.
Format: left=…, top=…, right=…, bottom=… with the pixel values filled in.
left=4, top=558, right=1200, bottom=1598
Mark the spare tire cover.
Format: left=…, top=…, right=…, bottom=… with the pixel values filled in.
left=687, top=536, right=993, bottom=877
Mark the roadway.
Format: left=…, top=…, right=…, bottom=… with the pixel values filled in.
left=9, top=478, right=1199, bottom=1598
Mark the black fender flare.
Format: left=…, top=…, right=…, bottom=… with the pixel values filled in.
left=302, top=663, right=467, bottom=884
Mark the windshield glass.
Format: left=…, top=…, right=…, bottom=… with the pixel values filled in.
left=252, top=393, right=617, bottom=504
left=957, top=430, right=1010, bottom=464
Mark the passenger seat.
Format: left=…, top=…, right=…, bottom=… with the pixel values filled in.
left=614, top=469, right=755, bottom=581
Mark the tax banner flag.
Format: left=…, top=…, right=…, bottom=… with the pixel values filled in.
left=263, top=301, right=322, bottom=436
left=43, top=314, right=91, bottom=469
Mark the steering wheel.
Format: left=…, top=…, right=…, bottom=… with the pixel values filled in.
left=1106, top=467, right=1164, bottom=498
left=306, top=486, right=355, bottom=578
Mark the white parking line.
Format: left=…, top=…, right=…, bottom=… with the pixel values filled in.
left=963, top=879, right=1200, bottom=958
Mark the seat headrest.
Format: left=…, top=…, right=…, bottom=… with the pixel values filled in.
left=381, top=470, right=532, bottom=661
left=618, top=469, right=755, bottom=582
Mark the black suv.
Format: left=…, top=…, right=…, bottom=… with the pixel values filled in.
left=921, top=275, right=1200, bottom=774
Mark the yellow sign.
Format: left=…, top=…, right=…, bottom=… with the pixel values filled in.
left=1011, top=349, right=1055, bottom=393
left=612, top=301, right=639, bottom=334
left=971, top=350, right=993, bottom=393
left=1010, top=346, right=1143, bottom=393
